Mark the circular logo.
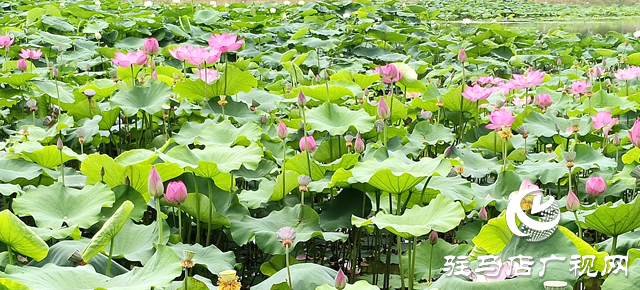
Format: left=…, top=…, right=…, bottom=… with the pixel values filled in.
left=506, top=188, right=560, bottom=242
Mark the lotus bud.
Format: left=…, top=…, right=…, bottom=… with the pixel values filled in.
left=421, top=109, right=432, bottom=121
left=181, top=250, right=196, bottom=269
left=613, top=134, right=620, bottom=146
left=631, top=165, right=640, bottom=181
left=143, top=38, right=159, bottom=55
left=444, top=145, right=454, bottom=158
left=323, top=70, right=329, bottom=80
left=354, top=133, right=365, bottom=153
left=52, top=68, right=58, bottom=79
left=364, top=87, right=369, bottom=97
left=335, top=268, right=347, bottom=290
left=261, top=114, right=268, bottom=124
left=297, top=91, right=307, bottom=107
left=26, top=99, right=37, bottom=111
left=602, top=59, right=606, bottom=67
left=566, top=190, right=580, bottom=212
left=516, top=125, right=528, bottom=139
left=17, top=58, right=27, bottom=72
left=555, top=124, right=561, bottom=134
left=125, top=176, right=131, bottom=186
left=100, top=167, right=105, bottom=177
left=315, top=74, right=321, bottom=83
left=277, top=121, right=288, bottom=139
left=557, top=58, right=562, bottom=66
left=564, top=151, right=576, bottom=169
left=277, top=226, right=296, bottom=248
left=56, top=137, right=63, bottom=150
left=585, top=176, right=606, bottom=197
left=458, top=48, right=467, bottom=63
left=374, top=120, right=384, bottom=134
left=344, top=134, right=354, bottom=147
left=429, top=231, right=438, bottom=245
left=299, top=135, right=316, bottom=151
left=478, top=206, right=488, bottom=221
left=165, top=181, right=188, bottom=205
left=298, top=175, right=311, bottom=193
left=77, top=128, right=86, bottom=144
left=377, top=97, right=391, bottom=120
left=148, top=166, right=164, bottom=198
left=95, top=31, right=101, bottom=40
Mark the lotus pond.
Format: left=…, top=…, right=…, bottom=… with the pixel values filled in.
left=2, top=0, right=640, bottom=290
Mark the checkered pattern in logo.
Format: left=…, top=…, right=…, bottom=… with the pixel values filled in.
left=519, top=201, right=560, bottom=242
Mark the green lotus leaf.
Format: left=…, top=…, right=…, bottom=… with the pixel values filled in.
left=173, top=65, right=256, bottom=103
left=348, top=156, right=450, bottom=194
left=602, top=259, right=640, bottom=290
left=230, top=204, right=347, bottom=255
left=362, top=94, right=407, bottom=120
left=524, top=111, right=591, bottom=137
left=409, top=122, right=455, bottom=147
left=103, top=219, right=169, bottom=263
left=365, top=194, right=464, bottom=239
left=111, top=80, right=172, bottom=116
left=12, top=182, right=115, bottom=229
left=173, top=119, right=261, bottom=147
left=403, top=238, right=473, bottom=280
left=163, top=143, right=262, bottom=173
left=305, top=102, right=375, bottom=135
left=169, top=243, right=236, bottom=276
left=318, top=188, right=372, bottom=231
left=28, top=240, right=128, bottom=276
left=0, top=158, right=44, bottom=182
left=584, top=197, right=640, bottom=237
left=0, top=210, right=49, bottom=262
left=284, top=151, right=326, bottom=180
left=30, top=225, right=81, bottom=241
left=0, top=245, right=181, bottom=290
left=450, top=147, right=501, bottom=178
left=329, top=70, right=381, bottom=90
left=32, top=80, right=75, bottom=103
left=471, top=212, right=513, bottom=254
left=101, top=185, right=146, bottom=222
left=443, top=86, right=475, bottom=113
left=271, top=169, right=301, bottom=201
left=0, top=278, right=30, bottom=290
left=558, top=227, right=609, bottom=272
left=16, top=143, right=80, bottom=169
left=179, top=193, right=229, bottom=228
left=253, top=263, right=337, bottom=290
left=0, top=73, right=38, bottom=87
left=82, top=201, right=134, bottom=262
left=260, top=254, right=299, bottom=277
left=291, top=85, right=353, bottom=103
left=576, top=89, right=635, bottom=115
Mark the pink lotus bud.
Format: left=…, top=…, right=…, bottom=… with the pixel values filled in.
left=297, top=91, right=307, bottom=107
left=354, top=133, right=365, bottom=153
left=17, top=58, right=27, bottom=72
left=261, top=114, right=267, bottom=124
left=335, top=268, right=347, bottom=290
left=444, top=145, right=454, bottom=157
left=630, top=119, right=640, bottom=148
left=315, top=74, right=321, bottom=83
left=557, top=58, right=562, bottom=66
left=364, top=87, right=369, bottom=96
left=566, top=190, right=580, bottom=212
left=458, top=48, right=467, bottom=63
left=277, top=121, right=288, bottom=139
left=478, top=206, right=488, bottom=221
left=164, top=181, right=187, bottom=205
left=585, top=176, right=606, bottom=197
left=143, top=38, right=160, bottom=55
left=52, top=68, right=59, bottom=78
left=148, top=166, right=164, bottom=198
left=429, top=231, right=438, bottom=245
left=420, top=109, right=432, bottom=120
left=151, top=70, right=158, bottom=80
left=377, top=97, right=391, bottom=119
left=299, top=135, right=316, bottom=152
left=57, top=137, right=64, bottom=150
left=613, top=134, right=620, bottom=146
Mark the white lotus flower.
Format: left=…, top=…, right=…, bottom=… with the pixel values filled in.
left=210, top=1, right=216, bottom=6
left=95, top=0, right=101, bottom=5
left=283, top=0, right=290, bottom=5
left=144, top=1, right=153, bottom=6
left=298, top=0, right=304, bottom=4
left=462, top=18, right=471, bottom=25
left=634, top=30, right=640, bottom=38
left=343, top=12, right=350, bottom=18
left=60, top=2, right=65, bottom=7
left=270, top=7, right=276, bottom=13
left=94, top=31, right=101, bottom=40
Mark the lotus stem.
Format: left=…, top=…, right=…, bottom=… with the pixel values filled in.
left=411, top=237, right=417, bottom=286
left=192, top=173, right=201, bottom=244
left=130, top=65, right=135, bottom=88
left=60, top=149, right=65, bottom=185
left=459, top=64, right=466, bottom=143
left=397, top=235, right=406, bottom=290
left=611, top=235, right=618, bottom=255
left=178, top=204, right=183, bottom=242
left=224, top=54, right=229, bottom=96
left=32, top=111, right=35, bottom=126
left=6, top=246, right=14, bottom=266
left=428, top=244, right=434, bottom=282
left=282, top=139, right=287, bottom=201
left=502, top=137, right=508, bottom=170
left=285, top=244, right=293, bottom=289
left=156, top=196, right=163, bottom=245
left=573, top=211, right=582, bottom=239
left=106, top=237, right=114, bottom=276
left=206, top=179, right=214, bottom=246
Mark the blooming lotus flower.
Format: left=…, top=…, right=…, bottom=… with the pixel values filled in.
left=586, top=176, right=607, bottom=197
left=373, top=64, right=402, bottom=84
left=0, top=35, right=13, bottom=49
left=510, top=70, right=545, bottom=89
left=208, top=33, right=244, bottom=53
left=630, top=119, right=640, bottom=148
left=19, top=48, right=43, bottom=60
left=486, top=109, right=515, bottom=131
left=458, top=48, right=467, bottom=63
left=143, top=38, right=159, bottom=55
left=354, top=133, right=365, bottom=153
left=566, top=190, right=580, bottom=212
left=614, top=67, right=640, bottom=81
left=462, top=18, right=471, bottom=25
left=335, top=269, right=347, bottom=290
left=477, top=76, right=503, bottom=85
left=186, top=47, right=221, bottom=66
left=17, top=58, right=27, bottom=72
left=534, top=93, right=552, bottom=108
left=512, top=95, right=531, bottom=107
left=164, top=181, right=187, bottom=205
left=111, top=50, right=147, bottom=68
left=277, top=121, right=288, bottom=139
left=462, top=84, right=492, bottom=102
left=591, top=112, right=618, bottom=136
left=197, top=68, right=219, bottom=84
left=589, top=67, right=605, bottom=78
left=299, top=135, right=316, bottom=151
left=568, top=80, right=591, bottom=96
left=148, top=166, right=164, bottom=198
left=169, top=45, right=191, bottom=61
left=377, top=97, right=391, bottom=119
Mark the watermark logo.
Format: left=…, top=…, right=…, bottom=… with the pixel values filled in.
left=506, top=188, right=560, bottom=242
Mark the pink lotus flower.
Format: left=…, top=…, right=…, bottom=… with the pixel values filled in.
left=585, top=176, right=606, bottom=197
left=186, top=47, right=221, bottom=66
left=614, top=67, right=640, bottom=81
left=568, top=80, right=591, bottom=96
left=0, top=35, right=13, bottom=49
left=510, top=70, right=545, bottom=90
left=111, top=50, right=147, bottom=68
left=277, top=121, right=288, bottom=139
left=377, top=97, right=391, bottom=119
left=164, top=181, right=187, bottom=205
left=197, top=68, right=219, bottom=84
left=534, top=93, right=552, bottom=108
left=148, top=166, right=164, bottom=198
left=477, top=76, right=503, bottom=85
left=508, top=179, right=541, bottom=200
left=354, top=133, right=365, bottom=153
left=566, top=190, right=580, bottom=212
left=512, top=95, right=531, bottom=107
left=299, top=135, right=316, bottom=151
left=629, top=119, right=640, bottom=148
left=17, top=58, right=27, bottom=72
left=496, top=81, right=515, bottom=95
left=589, top=67, right=605, bottom=78
left=486, top=109, right=515, bottom=130
left=169, top=45, right=192, bottom=61
left=373, top=64, right=402, bottom=84
left=143, top=38, right=159, bottom=55
left=19, top=48, right=42, bottom=60
left=208, top=33, right=244, bottom=53
left=591, top=112, right=618, bottom=136
left=462, top=84, right=492, bottom=102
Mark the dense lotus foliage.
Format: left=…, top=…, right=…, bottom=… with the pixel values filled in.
left=2, top=0, right=640, bottom=289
